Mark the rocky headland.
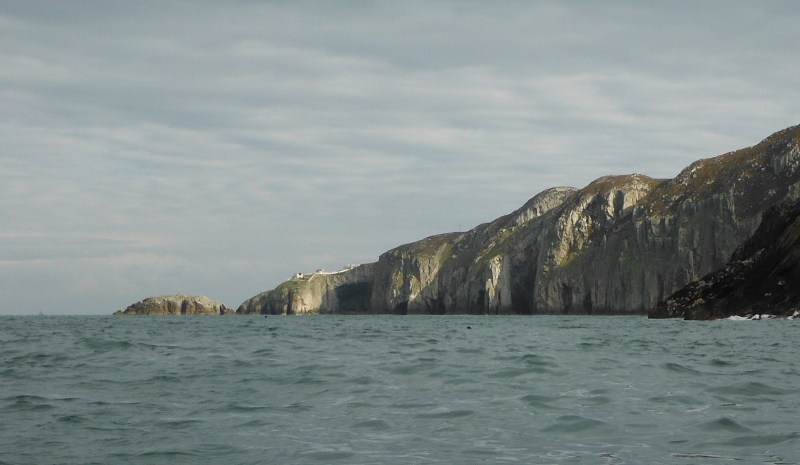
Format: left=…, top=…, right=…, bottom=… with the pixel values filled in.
left=236, top=124, right=800, bottom=316
left=116, top=125, right=800, bottom=318
left=115, top=294, right=234, bottom=316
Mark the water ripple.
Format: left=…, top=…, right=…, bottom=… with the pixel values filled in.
left=1, top=315, right=799, bottom=464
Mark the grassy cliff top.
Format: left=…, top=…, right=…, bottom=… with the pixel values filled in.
left=644, top=124, right=800, bottom=218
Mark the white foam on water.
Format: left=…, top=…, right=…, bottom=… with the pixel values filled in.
left=726, top=314, right=777, bottom=320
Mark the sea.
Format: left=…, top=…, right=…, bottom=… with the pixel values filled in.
left=1, top=315, right=798, bottom=465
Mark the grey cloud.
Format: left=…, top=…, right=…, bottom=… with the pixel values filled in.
left=1, top=2, right=799, bottom=313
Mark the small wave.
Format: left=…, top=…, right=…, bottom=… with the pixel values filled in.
left=82, top=337, right=133, bottom=352
left=698, top=417, right=752, bottom=432
left=414, top=409, right=474, bottom=419
left=455, top=347, right=484, bottom=354
left=304, top=450, right=355, bottom=461
left=709, top=359, right=737, bottom=367
left=578, top=341, right=605, bottom=349
left=516, top=353, right=559, bottom=368
left=146, top=374, right=182, bottom=383
left=491, top=367, right=550, bottom=378
left=138, top=450, right=199, bottom=459
left=250, top=347, right=274, bottom=356
left=279, top=402, right=312, bottom=413
left=223, top=402, right=271, bottom=413
left=233, top=419, right=271, bottom=428
left=389, top=363, right=437, bottom=375
left=352, top=419, right=391, bottom=431
left=709, top=381, right=790, bottom=397
left=647, top=393, right=701, bottom=405
left=520, top=394, right=560, bottom=409
left=440, top=376, right=475, bottom=386
left=389, top=402, right=437, bottom=410
left=88, top=399, right=141, bottom=406
left=720, top=433, right=799, bottom=447
left=2, top=395, right=55, bottom=412
left=347, top=376, right=373, bottom=386
left=662, top=362, right=701, bottom=374
left=156, top=418, right=202, bottom=429
left=541, top=414, right=606, bottom=433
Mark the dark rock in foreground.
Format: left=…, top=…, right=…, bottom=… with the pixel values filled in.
left=650, top=198, right=800, bottom=320
left=115, top=294, right=234, bottom=315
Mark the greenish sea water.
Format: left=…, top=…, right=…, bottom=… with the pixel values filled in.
left=1, top=315, right=798, bottom=464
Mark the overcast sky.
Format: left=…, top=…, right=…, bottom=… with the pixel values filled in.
left=2, top=1, right=799, bottom=315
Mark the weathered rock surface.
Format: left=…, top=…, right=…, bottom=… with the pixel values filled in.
left=115, top=294, right=233, bottom=315
left=650, top=198, right=800, bottom=319
left=240, top=124, right=800, bottom=315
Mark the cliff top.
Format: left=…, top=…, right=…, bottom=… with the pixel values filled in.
left=645, top=124, right=800, bottom=218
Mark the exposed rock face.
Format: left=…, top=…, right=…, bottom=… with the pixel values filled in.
left=237, top=264, right=375, bottom=315
left=369, top=187, right=580, bottom=314
left=650, top=198, right=800, bottom=319
left=115, top=294, right=233, bottom=315
left=240, top=124, right=800, bottom=315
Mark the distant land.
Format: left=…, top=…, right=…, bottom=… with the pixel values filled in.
left=117, top=124, right=800, bottom=320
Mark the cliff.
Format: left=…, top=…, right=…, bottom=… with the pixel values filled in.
left=650, top=198, right=800, bottom=319
left=240, top=124, right=800, bottom=315
left=115, top=294, right=234, bottom=315
left=237, top=264, right=375, bottom=315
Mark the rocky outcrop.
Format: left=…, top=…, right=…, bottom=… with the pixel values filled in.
left=115, top=294, right=233, bottom=315
left=650, top=198, right=800, bottom=319
left=240, top=124, right=800, bottom=315
left=237, top=264, right=375, bottom=315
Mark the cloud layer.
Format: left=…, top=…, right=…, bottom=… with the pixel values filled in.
left=2, top=1, right=799, bottom=314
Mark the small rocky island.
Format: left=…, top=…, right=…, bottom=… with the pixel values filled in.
left=114, top=294, right=234, bottom=316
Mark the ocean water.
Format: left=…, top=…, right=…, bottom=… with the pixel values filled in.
left=1, top=315, right=798, bottom=465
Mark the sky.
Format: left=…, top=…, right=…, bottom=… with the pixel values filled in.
left=1, top=1, right=799, bottom=315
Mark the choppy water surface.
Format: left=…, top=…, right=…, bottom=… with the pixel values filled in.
left=1, top=315, right=799, bottom=464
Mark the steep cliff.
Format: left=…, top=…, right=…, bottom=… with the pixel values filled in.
left=115, top=294, right=233, bottom=315
left=240, top=124, right=800, bottom=315
left=650, top=198, right=800, bottom=319
left=369, top=186, right=581, bottom=314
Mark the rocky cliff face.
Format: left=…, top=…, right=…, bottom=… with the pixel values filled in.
left=115, top=294, right=233, bottom=315
left=240, top=124, right=800, bottom=315
left=650, top=198, right=800, bottom=319
left=237, top=264, right=375, bottom=315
